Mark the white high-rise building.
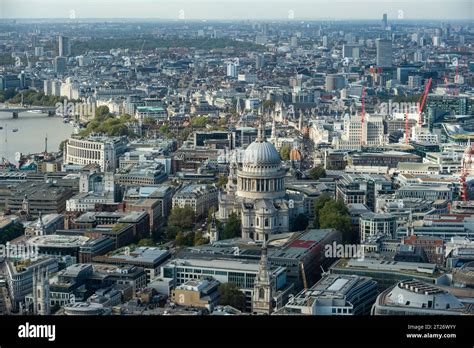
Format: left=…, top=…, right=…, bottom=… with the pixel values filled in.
left=333, top=114, right=385, bottom=150
left=322, top=35, right=328, bottom=47
left=226, top=62, right=238, bottom=78
left=433, top=36, right=441, bottom=47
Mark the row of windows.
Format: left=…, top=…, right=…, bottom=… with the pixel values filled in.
left=67, top=147, right=103, bottom=160
left=239, top=178, right=284, bottom=192
left=68, top=141, right=104, bottom=150
left=174, top=267, right=228, bottom=277
left=332, top=307, right=352, bottom=314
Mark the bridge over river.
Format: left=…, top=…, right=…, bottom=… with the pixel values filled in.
left=1, top=106, right=57, bottom=118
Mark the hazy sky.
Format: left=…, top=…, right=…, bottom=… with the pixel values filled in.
left=1, top=0, right=472, bottom=20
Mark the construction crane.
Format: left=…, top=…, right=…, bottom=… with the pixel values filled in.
left=360, top=86, right=366, bottom=146
left=417, top=77, right=432, bottom=127
left=404, top=112, right=409, bottom=145
left=454, top=57, right=460, bottom=96
left=299, top=262, right=308, bottom=290
left=461, top=141, right=471, bottom=202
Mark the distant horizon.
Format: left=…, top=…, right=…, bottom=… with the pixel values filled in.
left=1, top=17, right=472, bottom=22
left=1, top=0, right=472, bottom=21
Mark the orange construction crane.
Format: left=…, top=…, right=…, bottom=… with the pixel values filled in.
left=461, top=142, right=472, bottom=202
left=454, top=60, right=459, bottom=96
left=405, top=112, right=409, bottom=145
left=418, top=77, right=432, bottom=127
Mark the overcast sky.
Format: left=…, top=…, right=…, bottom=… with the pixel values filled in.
left=1, top=0, right=472, bottom=20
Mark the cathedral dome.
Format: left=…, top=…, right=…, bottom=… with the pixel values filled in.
left=243, top=140, right=281, bottom=166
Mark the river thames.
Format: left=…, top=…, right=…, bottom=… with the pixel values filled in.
left=0, top=109, right=73, bottom=163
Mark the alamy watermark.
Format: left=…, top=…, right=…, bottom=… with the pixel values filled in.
left=55, top=100, right=95, bottom=118
left=0, top=242, right=39, bottom=260
left=375, top=101, right=420, bottom=115
left=324, top=241, right=364, bottom=260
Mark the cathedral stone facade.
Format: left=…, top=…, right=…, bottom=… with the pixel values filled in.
left=218, top=121, right=304, bottom=241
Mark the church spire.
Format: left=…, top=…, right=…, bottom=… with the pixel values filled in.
left=36, top=211, right=45, bottom=236
left=259, top=238, right=270, bottom=282
left=257, top=115, right=266, bottom=142
left=209, top=212, right=219, bottom=243
left=252, top=237, right=272, bottom=314
left=22, top=195, right=29, bottom=214
left=271, top=113, right=277, bottom=141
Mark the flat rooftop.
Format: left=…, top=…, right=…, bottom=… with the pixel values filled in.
left=332, top=258, right=439, bottom=277
left=271, top=229, right=336, bottom=260
left=109, top=247, right=169, bottom=264
left=27, top=234, right=91, bottom=248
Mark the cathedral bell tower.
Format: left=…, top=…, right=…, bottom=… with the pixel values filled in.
left=209, top=213, right=219, bottom=243
left=252, top=239, right=273, bottom=315
left=33, top=268, right=50, bottom=315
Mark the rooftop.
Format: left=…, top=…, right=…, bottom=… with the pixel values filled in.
left=108, top=247, right=170, bottom=264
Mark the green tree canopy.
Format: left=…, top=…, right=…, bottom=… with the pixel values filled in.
left=218, top=282, right=246, bottom=311
left=143, top=117, right=157, bottom=126
left=190, top=116, right=208, bottom=127
left=193, top=231, right=208, bottom=246
left=137, top=238, right=155, bottom=247
left=318, top=199, right=354, bottom=243
left=0, top=223, right=24, bottom=244
left=59, top=139, right=68, bottom=152
left=221, top=212, right=241, bottom=240
left=292, top=213, right=309, bottom=232
left=165, top=206, right=195, bottom=240
left=279, top=144, right=290, bottom=161
left=313, top=194, right=332, bottom=228
left=159, top=124, right=169, bottom=135
left=175, top=231, right=195, bottom=247
left=217, top=176, right=228, bottom=188
left=308, top=166, right=326, bottom=180
left=95, top=105, right=111, bottom=121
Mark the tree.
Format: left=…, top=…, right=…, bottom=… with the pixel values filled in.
left=313, top=194, right=332, bottom=228
left=221, top=212, right=241, bottom=240
left=138, top=238, right=154, bottom=247
left=292, top=214, right=309, bottom=232
left=308, top=166, right=326, bottom=180
left=319, top=199, right=354, bottom=243
left=143, top=117, right=157, bottom=126
left=178, top=128, right=191, bottom=142
left=217, top=176, right=228, bottom=188
left=194, top=231, right=208, bottom=246
left=279, top=144, right=290, bottom=161
left=159, top=124, right=169, bottom=135
left=168, top=206, right=195, bottom=229
left=95, top=105, right=110, bottom=121
left=59, top=139, right=68, bottom=152
left=190, top=116, right=208, bottom=127
left=166, top=206, right=195, bottom=241
left=218, top=283, right=246, bottom=311
left=207, top=206, right=217, bottom=225
left=175, top=231, right=195, bottom=246
left=0, top=223, right=24, bottom=244
left=175, top=231, right=187, bottom=246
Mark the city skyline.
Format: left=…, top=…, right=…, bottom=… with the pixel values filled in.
left=1, top=0, right=473, bottom=20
